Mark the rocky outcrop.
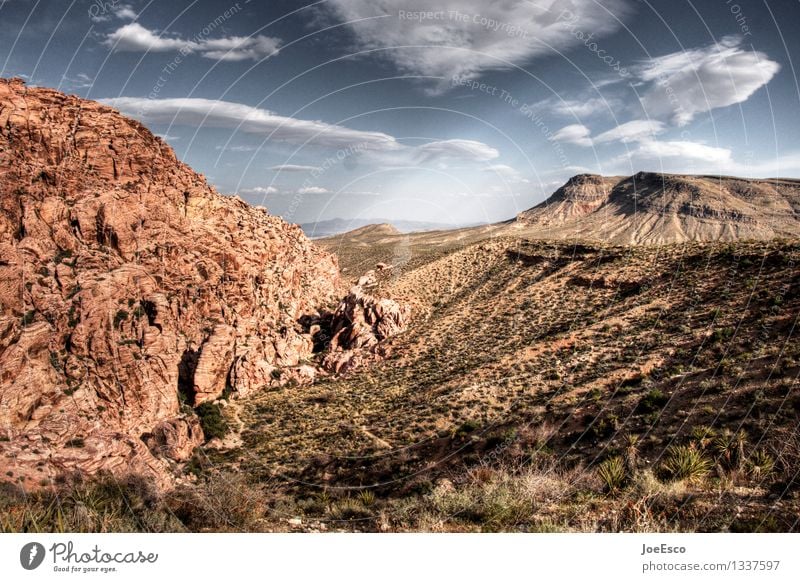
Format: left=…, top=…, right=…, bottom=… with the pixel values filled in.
left=322, top=271, right=409, bottom=374
left=0, top=78, right=339, bottom=489
left=516, top=174, right=620, bottom=226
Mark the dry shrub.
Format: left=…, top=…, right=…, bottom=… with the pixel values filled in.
left=167, top=471, right=267, bottom=531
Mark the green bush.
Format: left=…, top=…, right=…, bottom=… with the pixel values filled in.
left=195, top=402, right=229, bottom=440
left=113, top=309, right=129, bottom=328
left=637, top=389, right=669, bottom=413
left=21, top=310, right=36, bottom=326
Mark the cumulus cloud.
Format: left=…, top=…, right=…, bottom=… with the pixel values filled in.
left=104, top=23, right=281, bottom=62
left=325, top=0, right=629, bottom=90
left=105, top=23, right=190, bottom=52
left=635, top=36, right=780, bottom=125
left=269, top=164, right=321, bottom=172
left=552, top=118, right=729, bottom=168
left=550, top=124, right=592, bottom=146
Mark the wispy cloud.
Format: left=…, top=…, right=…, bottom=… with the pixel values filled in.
left=103, top=96, right=501, bottom=163
left=415, top=139, right=499, bottom=162
left=101, top=97, right=400, bottom=150
left=483, top=164, right=529, bottom=183
left=298, top=186, right=330, bottom=195
left=593, top=120, right=666, bottom=144
left=269, top=164, right=321, bottom=172
left=531, top=96, right=623, bottom=119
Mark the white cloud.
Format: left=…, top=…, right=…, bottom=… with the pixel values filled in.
left=593, top=119, right=666, bottom=144
left=553, top=119, right=665, bottom=147
left=635, top=36, right=780, bottom=125
left=240, top=186, right=279, bottom=195
left=551, top=118, right=730, bottom=170
left=269, top=164, right=320, bottom=172
left=532, top=96, right=623, bottom=119
left=105, top=23, right=191, bottom=52
left=325, top=0, right=629, bottom=90
left=101, top=97, right=400, bottom=150
left=550, top=123, right=592, bottom=146
left=216, top=144, right=258, bottom=152
left=415, top=139, right=499, bottom=162
left=627, top=140, right=733, bottom=164
left=199, top=35, right=282, bottom=62
left=298, top=186, right=329, bottom=195
left=61, top=73, right=94, bottom=89
left=104, top=23, right=281, bottom=62
left=114, top=5, right=137, bottom=20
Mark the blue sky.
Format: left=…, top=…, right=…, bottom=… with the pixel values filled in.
left=2, top=0, right=799, bottom=225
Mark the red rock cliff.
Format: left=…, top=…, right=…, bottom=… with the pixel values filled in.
left=0, top=78, right=339, bottom=489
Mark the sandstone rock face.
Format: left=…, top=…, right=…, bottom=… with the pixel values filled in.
left=0, top=78, right=338, bottom=489
left=323, top=271, right=409, bottom=374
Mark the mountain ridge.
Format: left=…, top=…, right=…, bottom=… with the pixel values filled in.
left=514, top=172, right=800, bottom=244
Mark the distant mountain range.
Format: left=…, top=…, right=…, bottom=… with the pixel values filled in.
left=321, top=172, right=800, bottom=245
left=299, top=217, right=476, bottom=238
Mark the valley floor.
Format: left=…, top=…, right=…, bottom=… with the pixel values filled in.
left=4, top=234, right=800, bottom=532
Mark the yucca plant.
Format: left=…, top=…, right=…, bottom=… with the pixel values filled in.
left=598, top=456, right=627, bottom=493
left=714, top=430, right=747, bottom=472
left=358, top=490, right=376, bottom=506
left=747, top=449, right=775, bottom=481
left=623, top=434, right=641, bottom=475
left=660, top=445, right=712, bottom=482
left=690, top=426, right=716, bottom=450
